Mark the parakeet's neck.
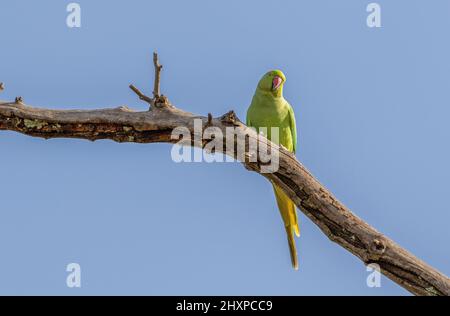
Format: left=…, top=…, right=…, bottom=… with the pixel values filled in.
left=253, top=87, right=284, bottom=105
left=256, top=84, right=283, bottom=98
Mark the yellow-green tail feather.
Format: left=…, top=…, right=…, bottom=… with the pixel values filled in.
left=285, top=226, right=298, bottom=270
left=272, top=184, right=300, bottom=270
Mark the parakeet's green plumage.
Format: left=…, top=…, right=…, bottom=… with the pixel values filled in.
left=246, top=70, right=300, bottom=269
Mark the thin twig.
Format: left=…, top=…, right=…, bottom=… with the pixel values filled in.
left=130, top=52, right=169, bottom=109
left=153, top=52, right=163, bottom=99
left=129, top=84, right=154, bottom=107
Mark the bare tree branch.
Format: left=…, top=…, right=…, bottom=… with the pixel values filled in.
left=0, top=54, right=449, bottom=296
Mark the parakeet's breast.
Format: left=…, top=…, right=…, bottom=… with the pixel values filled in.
left=247, top=95, right=294, bottom=151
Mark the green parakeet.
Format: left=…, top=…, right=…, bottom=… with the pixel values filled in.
left=246, top=70, right=300, bottom=269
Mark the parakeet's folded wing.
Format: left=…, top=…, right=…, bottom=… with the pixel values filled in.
left=287, top=102, right=297, bottom=153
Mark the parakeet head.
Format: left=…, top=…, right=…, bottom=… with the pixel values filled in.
left=256, top=70, right=286, bottom=97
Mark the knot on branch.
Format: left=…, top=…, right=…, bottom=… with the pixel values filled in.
left=153, top=94, right=171, bottom=108
left=15, top=96, right=23, bottom=104
left=370, top=238, right=386, bottom=256
left=205, top=113, right=213, bottom=128
left=220, top=110, right=241, bottom=126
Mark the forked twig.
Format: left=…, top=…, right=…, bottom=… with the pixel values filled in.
left=129, top=52, right=169, bottom=109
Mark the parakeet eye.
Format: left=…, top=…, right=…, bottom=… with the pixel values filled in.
left=272, top=76, right=283, bottom=90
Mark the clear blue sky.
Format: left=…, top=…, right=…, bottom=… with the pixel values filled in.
left=0, top=0, right=449, bottom=295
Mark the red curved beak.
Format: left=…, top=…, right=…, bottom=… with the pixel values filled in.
left=272, top=76, right=282, bottom=90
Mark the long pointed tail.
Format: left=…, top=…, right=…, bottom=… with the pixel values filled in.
left=285, top=225, right=299, bottom=270
left=272, top=184, right=300, bottom=270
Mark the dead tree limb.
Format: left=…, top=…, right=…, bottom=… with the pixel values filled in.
left=0, top=55, right=449, bottom=296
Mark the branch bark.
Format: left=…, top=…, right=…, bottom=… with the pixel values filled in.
left=0, top=56, right=449, bottom=296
